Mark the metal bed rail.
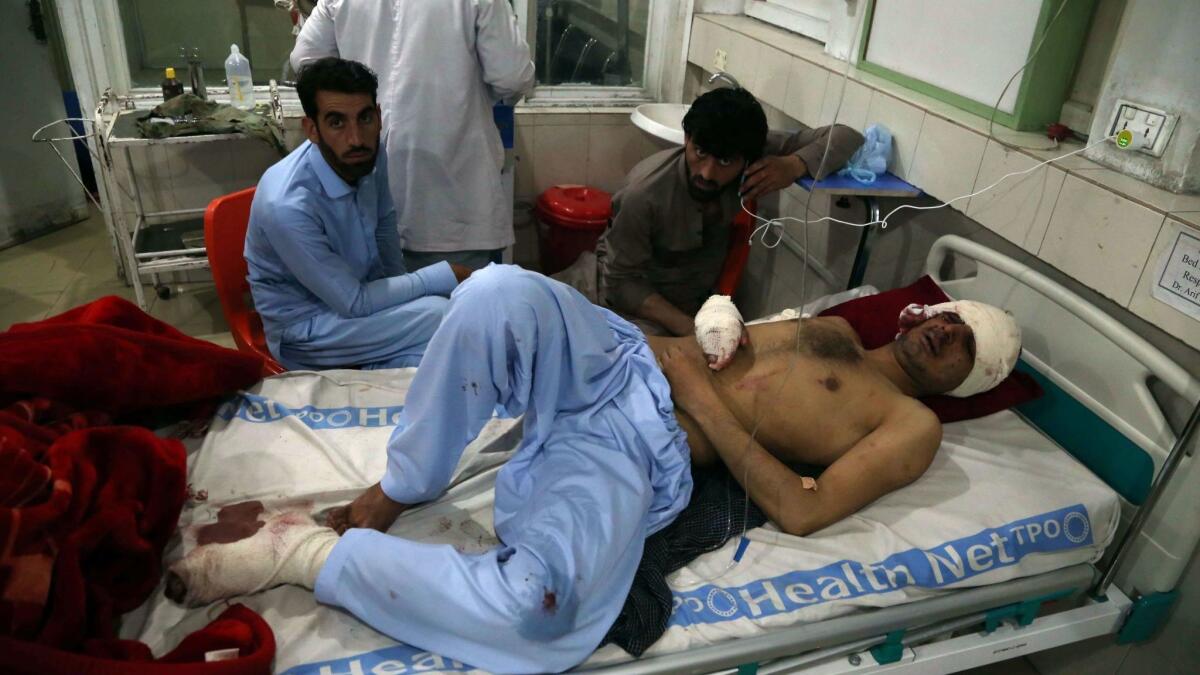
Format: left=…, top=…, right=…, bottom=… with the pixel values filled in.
left=926, top=235, right=1200, bottom=599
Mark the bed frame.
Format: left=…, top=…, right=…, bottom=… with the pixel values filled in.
left=586, top=235, right=1200, bottom=674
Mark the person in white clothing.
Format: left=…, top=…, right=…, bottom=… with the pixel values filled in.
left=291, top=0, right=536, bottom=271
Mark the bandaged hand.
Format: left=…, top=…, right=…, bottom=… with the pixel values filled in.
left=166, top=510, right=339, bottom=607
left=695, top=295, right=748, bottom=371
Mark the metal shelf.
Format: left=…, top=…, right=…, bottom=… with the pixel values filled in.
left=36, top=90, right=286, bottom=309
left=103, top=106, right=241, bottom=308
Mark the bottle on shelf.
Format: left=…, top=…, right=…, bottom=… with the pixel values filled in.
left=225, top=44, right=256, bottom=111
left=161, top=67, right=184, bottom=101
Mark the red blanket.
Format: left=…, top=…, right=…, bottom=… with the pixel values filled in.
left=0, top=296, right=264, bottom=414
left=0, top=604, right=275, bottom=675
left=0, top=297, right=273, bottom=671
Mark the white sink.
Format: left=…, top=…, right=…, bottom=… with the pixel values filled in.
left=631, top=103, right=689, bottom=145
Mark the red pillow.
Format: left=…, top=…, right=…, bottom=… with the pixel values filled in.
left=818, top=275, right=1042, bottom=423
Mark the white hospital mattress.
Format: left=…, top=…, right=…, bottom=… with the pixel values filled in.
left=122, top=368, right=1120, bottom=674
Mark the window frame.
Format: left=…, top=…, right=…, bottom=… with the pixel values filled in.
left=512, top=0, right=668, bottom=106
left=742, top=0, right=833, bottom=43
left=57, top=0, right=303, bottom=114
left=56, top=0, right=672, bottom=114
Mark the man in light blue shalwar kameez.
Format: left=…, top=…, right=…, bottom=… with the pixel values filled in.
left=245, top=59, right=467, bottom=371
left=170, top=264, right=693, bottom=674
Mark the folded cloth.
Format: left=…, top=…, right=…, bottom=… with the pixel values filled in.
left=136, top=93, right=286, bottom=154
left=0, top=603, right=275, bottom=675
left=0, top=296, right=264, bottom=416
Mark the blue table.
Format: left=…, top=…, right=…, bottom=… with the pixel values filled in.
left=795, top=172, right=922, bottom=290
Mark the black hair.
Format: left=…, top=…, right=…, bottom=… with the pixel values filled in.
left=681, top=88, right=768, bottom=163
left=296, top=57, right=378, bottom=120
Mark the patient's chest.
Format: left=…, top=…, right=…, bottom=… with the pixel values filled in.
left=709, top=327, right=894, bottom=466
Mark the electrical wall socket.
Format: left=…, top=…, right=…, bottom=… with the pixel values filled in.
left=1107, top=99, right=1178, bottom=157
left=713, top=48, right=728, bottom=71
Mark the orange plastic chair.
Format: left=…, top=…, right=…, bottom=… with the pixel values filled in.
left=203, top=187, right=286, bottom=375
left=715, top=198, right=756, bottom=296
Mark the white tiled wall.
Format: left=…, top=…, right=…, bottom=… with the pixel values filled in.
left=755, top=46, right=794, bottom=111
left=688, top=13, right=1200, bottom=347
left=966, top=141, right=1066, bottom=254
left=816, top=77, right=871, bottom=129
left=1038, top=174, right=1165, bottom=305
left=908, top=114, right=987, bottom=207
left=514, top=109, right=666, bottom=200
left=782, top=58, right=829, bottom=128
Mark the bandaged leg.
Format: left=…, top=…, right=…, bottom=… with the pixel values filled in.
left=694, top=294, right=744, bottom=370
left=166, top=511, right=338, bottom=607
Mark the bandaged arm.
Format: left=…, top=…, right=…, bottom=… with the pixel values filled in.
left=694, top=295, right=745, bottom=370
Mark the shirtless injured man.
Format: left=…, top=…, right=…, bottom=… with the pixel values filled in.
left=166, top=265, right=1021, bottom=673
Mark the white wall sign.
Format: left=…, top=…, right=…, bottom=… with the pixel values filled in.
left=1152, top=227, right=1200, bottom=321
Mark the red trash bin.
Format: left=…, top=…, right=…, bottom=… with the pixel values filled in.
left=534, top=185, right=611, bottom=275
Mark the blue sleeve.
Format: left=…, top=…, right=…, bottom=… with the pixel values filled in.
left=262, top=203, right=456, bottom=318
left=374, top=167, right=408, bottom=277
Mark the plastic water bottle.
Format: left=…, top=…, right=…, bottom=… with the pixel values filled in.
left=224, top=44, right=256, bottom=110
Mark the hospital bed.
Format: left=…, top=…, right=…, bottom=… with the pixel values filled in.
left=122, top=235, right=1200, bottom=674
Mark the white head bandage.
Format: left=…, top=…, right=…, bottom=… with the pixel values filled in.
left=918, top=300, right=1021, bottom=398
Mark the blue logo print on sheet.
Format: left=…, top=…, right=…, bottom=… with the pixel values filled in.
left=280, top=645, right=475, bottom=675
left=216, top=392, right=404, bottom=430
left=279, top=506, right=1094, bottom=674
left=671, top=504, right=1093, bottom=627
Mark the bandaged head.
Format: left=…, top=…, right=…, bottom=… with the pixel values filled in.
left=898, top=300, right=1021, bottom=398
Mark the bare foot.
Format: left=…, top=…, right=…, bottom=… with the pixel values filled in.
left=326, top=482, right=409, bottom=535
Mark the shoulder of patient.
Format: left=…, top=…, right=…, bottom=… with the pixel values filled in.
left=874, top=403, right=941, bottom=479
left=816, top=315, right=860, bottom=342
left=876, top=400, right=942, bottom=445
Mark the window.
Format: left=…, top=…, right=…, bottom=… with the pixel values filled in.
left=743, top=0, right=833, bottom=43
left=532, top=0, right=651, bottom=87
left=58, top=0, right=673, bottom=109
left=516, top=0, right=676, bottom=102
left=117, top=0, right=300, bottom=87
